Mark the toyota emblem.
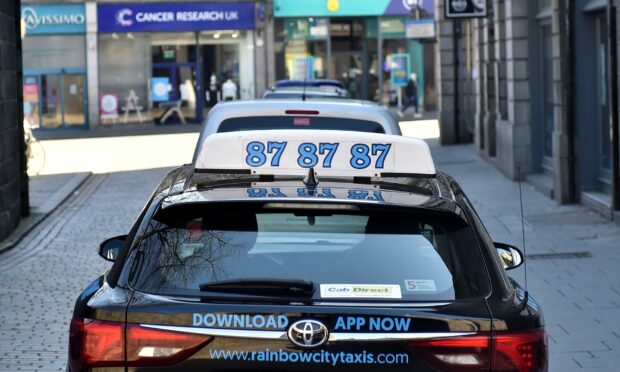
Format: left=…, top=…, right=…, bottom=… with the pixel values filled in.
left=287, top=319, right=329, bottom=348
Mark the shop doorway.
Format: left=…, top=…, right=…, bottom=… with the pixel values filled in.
left=151, top=38, right=201, bottom=124
left=23, top=69, right=87, bottom=130
left=531, top=18, right=554, bottom=176
left=595, top=13, right=611, bottom=192
left=152, top=62, right=200, bottom=123
left=332, top=52, right=363, bottom=99
left=199, top=31, right=248, bottom=118
left=149, top=32, right=246, bottom=124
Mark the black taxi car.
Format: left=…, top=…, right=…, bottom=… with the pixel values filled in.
left=68, top=130, right=547, bottom=371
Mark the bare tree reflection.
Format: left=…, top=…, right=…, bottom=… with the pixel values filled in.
left=133, top=218, right=252, bottom=291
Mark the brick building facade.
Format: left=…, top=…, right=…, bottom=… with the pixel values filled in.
left=0, top=0, right=28, bottom=241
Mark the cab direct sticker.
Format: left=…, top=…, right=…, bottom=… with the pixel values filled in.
left=320, top=284, right=402, bottom=299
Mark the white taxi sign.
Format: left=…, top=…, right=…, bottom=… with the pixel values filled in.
left=195, top=130, right=436, bottom=177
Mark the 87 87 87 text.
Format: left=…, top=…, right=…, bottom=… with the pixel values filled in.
left=245, top=141, right=392, bottom=170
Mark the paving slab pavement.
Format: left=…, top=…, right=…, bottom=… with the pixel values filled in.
left=0, top=168, right=170, bottom=372
left=430, top=143, right=620, bottom=371
left=0, top=172, right=90, bottom=255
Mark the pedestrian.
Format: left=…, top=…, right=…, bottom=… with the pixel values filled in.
left=347, top=71, right=358, bottom=99
left=222, top=77, right=237, bottom=101
left=207, top=72, right=219, bottom=106
left=399, top=73, right=419, bottom=118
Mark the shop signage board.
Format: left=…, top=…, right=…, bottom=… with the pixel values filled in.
left=162, top=46, right=176, bottom=60
left=274, top=0, right=434, bottom=17
left=310, top=19, right=329, bottom=38
left=406, top=19, right=435, bottom=39
left=285, top=18, right=328, bottom=40
left=365, top=17, right=408, bottom=39
left=98, top=2, right=255, bottom=33
left=390, top=54, right=410, bottom=87
left=445, top=0, right=487, bottom=19
left=21, top=4, right=86, bottom=35
left=100, top=94, right=119, bottom=119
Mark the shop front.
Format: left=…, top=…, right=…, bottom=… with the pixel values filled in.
left=274, top=0, right=435, bottom=108
left=97, top=2, right=255, bottom=125
left=21, top=4, right=88, bottom=130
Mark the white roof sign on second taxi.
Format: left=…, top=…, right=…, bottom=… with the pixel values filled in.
left=195, top=130, right=436, bottom=177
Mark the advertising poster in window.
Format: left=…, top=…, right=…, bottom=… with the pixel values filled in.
left=390, top=54, right=410, bottom=87
left=151, top=77, right=171, bottom=102
left=100, top=94, right=119, bottom=124
left=23, top=77, right=40, bottom=128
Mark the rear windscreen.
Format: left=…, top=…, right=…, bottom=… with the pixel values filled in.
left=130, top=203, right=490, bottom=302
left=217, top=116, right=385, bottom=133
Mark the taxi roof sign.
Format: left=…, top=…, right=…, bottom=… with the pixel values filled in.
left=195, top=130, right=436, bottom=177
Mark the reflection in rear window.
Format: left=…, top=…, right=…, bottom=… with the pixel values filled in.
left=217, top=116, right=385, bottom=133
left=130, top=203, right=490, bottom=302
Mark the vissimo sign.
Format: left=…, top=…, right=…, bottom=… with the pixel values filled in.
left=97, top=2, right=255, bottom=33
left=21, top=5, right=86, bottom=35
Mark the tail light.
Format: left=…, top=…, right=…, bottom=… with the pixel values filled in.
left=69, top=319, right=212, bottom=371
left=405, top=329, right=547, bottom=372
left=285, top=109, right=319, bottom=115
left=492, top=330, right=548, bottom=371
left=69, top=319, right=123, bottom=370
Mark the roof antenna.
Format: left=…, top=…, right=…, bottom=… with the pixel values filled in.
left=303, top=167, right=319, bottom=188
left=517, top=167, right=529, bottom=304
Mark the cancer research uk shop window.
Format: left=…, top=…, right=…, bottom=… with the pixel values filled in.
left=96, top=3, right=257, bottom=124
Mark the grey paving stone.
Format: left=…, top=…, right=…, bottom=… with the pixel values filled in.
left=0, top=168, right=170, bottom=370
left=432, top=144, right=620, bottom=369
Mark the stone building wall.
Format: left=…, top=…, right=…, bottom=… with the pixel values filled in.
left=436, top=0, right=620, bottom=218
left=0, top=0, right=27, bottom=241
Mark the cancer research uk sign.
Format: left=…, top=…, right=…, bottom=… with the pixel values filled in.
left=98, top=2, right=255, bottom=33
left=21, top=4, right=86, bottom=35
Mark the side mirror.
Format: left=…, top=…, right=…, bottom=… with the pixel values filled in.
left=494, top=242, right=524, bottom=270
left=98, top=235, right=127, bottom=262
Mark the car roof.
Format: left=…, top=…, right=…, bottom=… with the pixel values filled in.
left=209, top=98, right=381, bottom=109
left=194, top=100, right=402, bottom=160
left=265, top=85, right=349, bottom=96
left=267, top=87, right=343, bottom=93
left=153, top=165, right=465, bottom=219
left=263, top=92, right=347, bottom=98
left=264, top=87, right=349, bottom=97
left=274, top=79, right=344, bottom=89
left=263, top=90, right=347, bottom=99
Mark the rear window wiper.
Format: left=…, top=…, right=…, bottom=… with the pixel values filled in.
left=198, top=278, right=315, bottom=297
